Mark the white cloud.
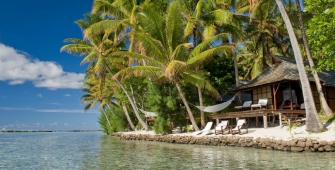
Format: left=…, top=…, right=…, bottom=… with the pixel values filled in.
left=64, top=94, right=71, bottom=97
left=64, top=123, right=69, bottom=126
left=0, top=43, right=84, bottom=89
left=37, top=94, right=42, bottom=98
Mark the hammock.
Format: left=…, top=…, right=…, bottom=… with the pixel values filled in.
left=139, top=109, right=157, bottom=117
left=196, top=95, right=236, bottom=113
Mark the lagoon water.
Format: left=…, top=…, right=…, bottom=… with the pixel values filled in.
left=1, top=132, right=335, bottom=170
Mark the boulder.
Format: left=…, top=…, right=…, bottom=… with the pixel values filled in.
left=297, top=141, right=306, bottom=148
left=319, top=140, right=328, bottom=146
left=291, top=147, right=304, bottom=152
left=318, top=147, right=325, bottom=152
left=289, top=139, right=298, bottom=146
left=305, top=140, right=313, bottom=147
left=324, top=145, right=335, bottom=152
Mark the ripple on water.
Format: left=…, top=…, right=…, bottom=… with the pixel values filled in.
left=1, top=132, right=335, bottom=169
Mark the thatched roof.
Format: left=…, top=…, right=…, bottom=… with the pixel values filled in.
left=235, top=57, right=335, bottom=91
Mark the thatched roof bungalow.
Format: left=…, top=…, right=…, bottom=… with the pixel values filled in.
left=234, top=57, right=335, bottom=111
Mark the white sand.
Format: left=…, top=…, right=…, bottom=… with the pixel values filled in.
left=122, top=123, right=335, bottom=142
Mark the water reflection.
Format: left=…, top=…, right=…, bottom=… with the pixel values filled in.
left=1, top=132, right=334, bottom=169
left=98, top=136, right=335, bottom=169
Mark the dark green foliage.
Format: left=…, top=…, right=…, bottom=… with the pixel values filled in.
left=98, top=112, right=110, bottom=134
left=305, top=0, right=335, bottom=70
left=144, top=79, right=186, bottom=134
left=152, top=116, right=171, bottom=134
left=204, top=55, right=237, bottom=94
left=98, top=107, right=128, bottom=134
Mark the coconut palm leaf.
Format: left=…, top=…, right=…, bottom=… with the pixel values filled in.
left=166, top=0, right=185, bottom=51
left=181, top=71, right=220, bottom=98
left=113, top=66, right=162, bottom=80
left=111, top=51, right=163, bottom=67
left=189, top=33, right=230, bottom=57
left=187, top=46, right=234, bottom=66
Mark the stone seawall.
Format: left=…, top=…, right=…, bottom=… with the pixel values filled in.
left=111, top=132, right=335, bottom=152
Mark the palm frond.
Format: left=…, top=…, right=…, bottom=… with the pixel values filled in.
left=111, top=51, right=163, bottom=67
left=92, top=0, right=126, bottom=19
left=181, top=71, right=220, bottom=98
left=188, top=46, right=234, bottom=66
left=113, top=66, right=162, bottom=80
left=60, top=44, right=94, bottom=56
left=132, top=32, right=166, bottom=62
left=137, top=3, right=167, bottom=48
left=84, top=20, right=120, bottom=39
left=165, top=60, right=187, bottom=80
left=190, top=33, right=229, bottom=57
left=166, top=0, right=185, bottom=51
left=183, top=0, right=204, bottom=38
left=171, top=43, right=192, bottom=61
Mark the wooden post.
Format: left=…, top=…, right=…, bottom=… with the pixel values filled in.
left=256, top=116, right=259, bottom=127
left=263, top=114, right=268, bottom=128
left=216, top=119, right=219, bottom=125
left=273, top=83, right=280, bottom=110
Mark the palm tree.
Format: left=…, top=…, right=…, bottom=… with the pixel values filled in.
left=275, top=0, right=324, bottom=132
left=181, top=0, right=242, bottom=128
left=294, top=0, right=334, bottom=116
left=61, top=14, right=149, bottom=130
left=109, top=1, right=233, bottom=131
left=82, top=61, right=138, bottom=131
left=81, top=75, right=114, bottom=132
left=238, top=0, right=292, bottom=78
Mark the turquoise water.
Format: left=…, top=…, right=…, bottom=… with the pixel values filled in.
left=0, top=132, right=335, bottom=169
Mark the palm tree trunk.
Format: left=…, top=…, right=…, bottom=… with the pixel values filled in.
left=175, top=81, right=200, bottom=131
left=103, top=60, right=149, bottom=131
left=197, top=85, right=205, bottom=129
left=294, top=0, right=334, bottom=116
left=232, top=36, right=239, bottom=87
left=193, top=30, right=206, bottom=129
left=102, top=108, right=112, bottom=132
left=122, top=103, right=136, bottom=131
left=275, top=0, right=324, bottom=132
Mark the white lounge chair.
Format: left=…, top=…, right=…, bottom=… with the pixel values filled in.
left=230, top=119, right=248, bottom=135
left=234, top=101, right=252, bottom=111
left=192, top=122, right=213, bottom=135
left=251, top=98, right=268, bottom=110
left=214, top=120, right=229, bottom=135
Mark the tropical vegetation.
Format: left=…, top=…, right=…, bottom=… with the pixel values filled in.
left=62, top=0, right=335, bottom=133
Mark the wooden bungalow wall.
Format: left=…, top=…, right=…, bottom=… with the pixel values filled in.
left=245, top=83, right=334, bottom=112
left=326, top=86, right=335, bottom=111
left=252, top=86, right=273, bottom=109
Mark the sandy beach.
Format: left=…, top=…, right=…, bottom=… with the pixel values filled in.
left=122, top=122, right=335, bottom=142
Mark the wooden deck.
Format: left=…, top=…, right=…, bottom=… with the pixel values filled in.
left=210, top=109, right=306, bottom=128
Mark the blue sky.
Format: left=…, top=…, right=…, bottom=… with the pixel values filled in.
left=0, top=0, right=101, bottom=131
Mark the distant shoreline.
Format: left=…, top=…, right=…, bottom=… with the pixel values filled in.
left=0, top=130, right=102, bottom=133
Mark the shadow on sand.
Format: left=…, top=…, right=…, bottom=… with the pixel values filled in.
left=324, top=117, right=335, bottom=128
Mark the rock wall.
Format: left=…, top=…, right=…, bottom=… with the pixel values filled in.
left=111, top=132, right=335, bottom=152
